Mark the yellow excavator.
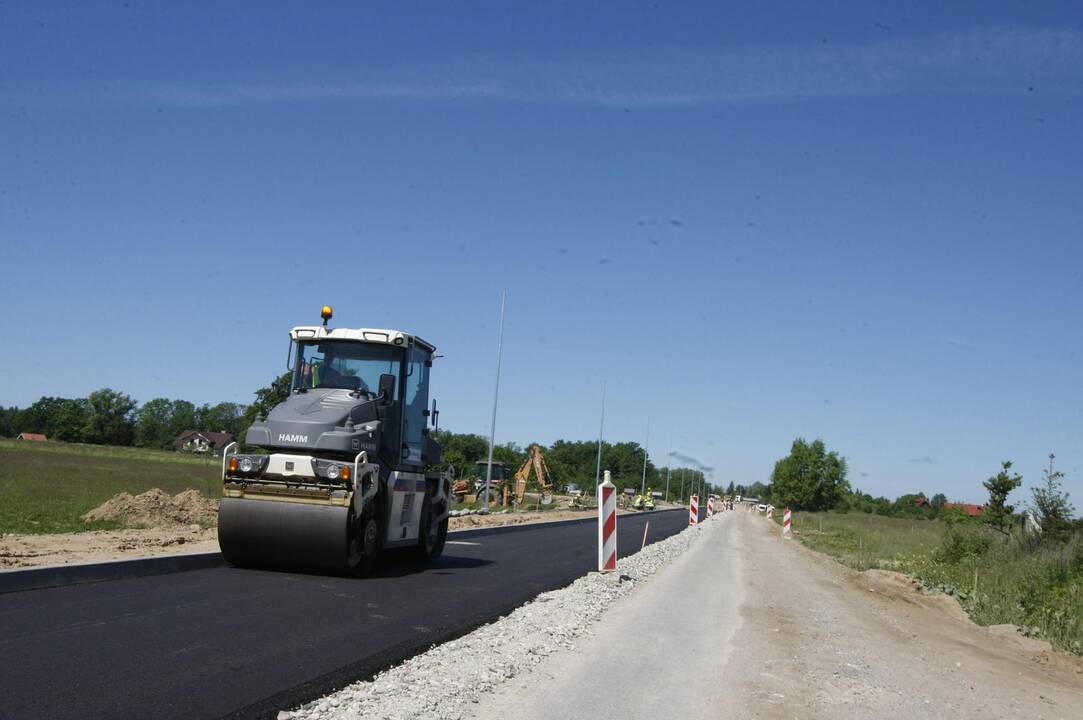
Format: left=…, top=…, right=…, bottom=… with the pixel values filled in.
left=512, top=444, right=555, bottom=506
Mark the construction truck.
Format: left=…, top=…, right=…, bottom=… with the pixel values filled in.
left=217, top=306, right=452, bottom=575
left=452, top=460, right=508, bottom=503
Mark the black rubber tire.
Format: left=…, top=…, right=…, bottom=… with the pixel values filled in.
left=416, top=495, right=448, bottom=562
left=347, top=504, right=381, bottom=577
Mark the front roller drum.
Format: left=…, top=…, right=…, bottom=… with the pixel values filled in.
left=218, top=497, right=356, bottom=574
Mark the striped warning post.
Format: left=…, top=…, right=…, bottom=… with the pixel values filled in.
left=783, top=508, right=792, bottom=538
left=689, top=494, right=699, bottom=526
left=766, top=504, right=774, bottom=519
left=707, top=496, right=715, bottom=518
left=598, top=470, right=617, bottom=572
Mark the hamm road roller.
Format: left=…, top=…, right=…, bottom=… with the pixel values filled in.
left=218, top=306, right=452, bottom=575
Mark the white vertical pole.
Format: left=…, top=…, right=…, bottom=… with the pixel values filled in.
left=640, top=416, right=650, bottom=495
left=664, top=442, right=671, bottom=502
left=594, top=383, right=606, bottom=494
left=483, top=290, right=507, bottom=511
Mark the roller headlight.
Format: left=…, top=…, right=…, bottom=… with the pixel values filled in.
left=239, top=457, right=254, bottom=473
left=327, top=464, right=340, bottom=480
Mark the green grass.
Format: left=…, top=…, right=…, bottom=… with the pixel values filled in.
left=782, top=509, right=1083, bottom=655
left=782, top=511, right=945, bottom=571
left=0, top=438, right=221, bottom=534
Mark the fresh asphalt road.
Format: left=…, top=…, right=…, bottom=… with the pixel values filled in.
left=0, top=507, right=699, bottom=720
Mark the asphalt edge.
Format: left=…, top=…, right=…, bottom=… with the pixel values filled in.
left=0, top=508, right=684, bottom=595
left=0, top=550, right=227, bottom=595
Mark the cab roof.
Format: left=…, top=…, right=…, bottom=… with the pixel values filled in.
left=290, top=326, right=436, bottom=354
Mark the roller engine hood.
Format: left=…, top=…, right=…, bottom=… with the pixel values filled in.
left=245, top=388, right=383, bottom=457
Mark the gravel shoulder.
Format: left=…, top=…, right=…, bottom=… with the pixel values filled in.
left=720, top=511, right=1083, bottom=719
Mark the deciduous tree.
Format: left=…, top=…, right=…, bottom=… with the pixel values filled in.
left=770, top=438, right=850, bottom=511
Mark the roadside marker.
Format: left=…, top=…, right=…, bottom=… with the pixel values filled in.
left=783, top=508, right=792, bottom=538
left=598, top=470, right=617, bottom=572
left=766, top=505, right=774, bottom=519
left=689, top=494, right=699, bottom=526
left=707, top=496, right=715, bottom=518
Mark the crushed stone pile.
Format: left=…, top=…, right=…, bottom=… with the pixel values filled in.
left=82, top=489, right=218, bottom=527
left=280, top=516, right=715, bottom=720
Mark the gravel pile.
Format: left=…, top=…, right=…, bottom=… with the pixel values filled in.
left=279, top=520, right=710, bottom=720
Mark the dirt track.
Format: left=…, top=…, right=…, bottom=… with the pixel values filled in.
left=721, top=511, right=1083, bottom=719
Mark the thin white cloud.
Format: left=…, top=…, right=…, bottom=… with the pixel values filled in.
left=14, top=26, right=1083, bottom=108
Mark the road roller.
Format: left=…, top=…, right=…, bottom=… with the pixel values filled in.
left=218, top=306, right=452, bottom=575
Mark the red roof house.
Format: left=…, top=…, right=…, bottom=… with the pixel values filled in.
left=943, top=502, right=986, bottom=517
left=16, top=432, right=48, bottom=442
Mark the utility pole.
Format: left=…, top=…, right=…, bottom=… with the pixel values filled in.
left=640, top=417, right=650, bottom=495
left=482, top=290, right=507, bottom=510
left=664, top=441, right=671, bottom=502
left=680, top=468, right=685, bottom=504
left=594, top=383, right=606, bottom=494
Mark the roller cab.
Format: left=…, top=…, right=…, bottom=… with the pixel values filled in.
left=218, top=308, right=452, bottom=575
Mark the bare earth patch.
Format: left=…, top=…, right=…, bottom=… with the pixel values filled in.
left=0, top=526, right=219, bottom=568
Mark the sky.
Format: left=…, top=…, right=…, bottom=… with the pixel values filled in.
left=1, top=1, right=1081, bottom=505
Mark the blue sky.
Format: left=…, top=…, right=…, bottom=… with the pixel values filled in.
left=2, top=2, right=1081, bottom=505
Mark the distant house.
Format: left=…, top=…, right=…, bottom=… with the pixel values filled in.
left=16, top=432, right=48, bottom=442
left=173, top=430, right=235, bottom=456
left=913, top=497, right=930, bottom=508
left=943, top=502, right=986, bottom=517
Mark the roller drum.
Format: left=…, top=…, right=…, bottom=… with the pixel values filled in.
left=218, top=497, right=354, bottom=574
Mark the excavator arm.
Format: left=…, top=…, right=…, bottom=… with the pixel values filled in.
left=513, top=445, right=555, bottom=505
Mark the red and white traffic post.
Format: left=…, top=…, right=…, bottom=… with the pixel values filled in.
left=766, top=504, right=774, bottom=519
left=598, top=470, right=617, bottom=572
left=782, top=508, right=792, bottom=538
left=689, top=494, right=699, bottom=526
left=707, top=496, right=715, bottom=518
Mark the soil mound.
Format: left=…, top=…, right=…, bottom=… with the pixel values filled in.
left=82, top=489, right=218, bottom=528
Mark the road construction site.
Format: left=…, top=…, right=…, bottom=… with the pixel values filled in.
left=3, top=311, right=1081, bottom=720
left=4, top=500, right=1083, bottom=719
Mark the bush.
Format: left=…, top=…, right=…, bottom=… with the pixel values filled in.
left=934, top=525, right=991, bottom=564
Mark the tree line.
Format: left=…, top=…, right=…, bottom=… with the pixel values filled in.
left=765, top=437, right=1079, bottom=540
left=0, top=386, right=714, bottom=500
left=434, top=430, right=710, bottom=500
left=0, top=374, right=291, bottom=450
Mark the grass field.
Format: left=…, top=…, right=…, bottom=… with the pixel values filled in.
left=782, top=510, right=1083, bottom=655
left=0, top=439, right=221, bottom=534
left=784, top=511, right=945, bottom=571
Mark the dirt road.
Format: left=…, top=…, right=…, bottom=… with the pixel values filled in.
left=722, top=511, right=1083, bottom=718
left=471, top=510, right=1083, bottom=720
